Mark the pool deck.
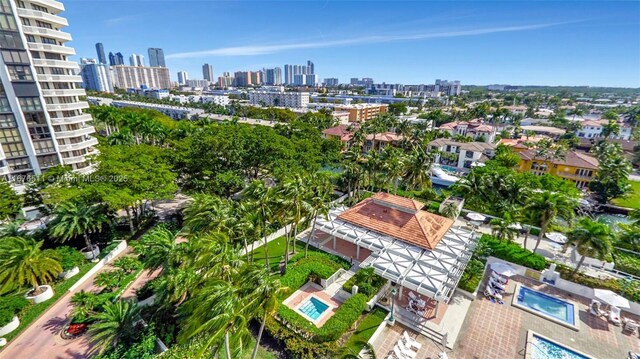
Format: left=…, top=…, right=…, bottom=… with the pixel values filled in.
left=372, top=272, right=640, bottom=358
left=282, top=282, right=344, bottom=327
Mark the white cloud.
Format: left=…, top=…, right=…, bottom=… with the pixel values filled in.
left=104, top=15, right=135, bottom=27
left=167, top=22, right=570, bottom=59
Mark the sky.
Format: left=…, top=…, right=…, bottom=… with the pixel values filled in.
left=63, top=1, right=640, bottom=87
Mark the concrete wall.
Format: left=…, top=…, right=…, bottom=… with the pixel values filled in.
left=68, top=240, right=127, bottom=292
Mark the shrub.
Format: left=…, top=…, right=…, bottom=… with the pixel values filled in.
left=280, top=254, right=347, bottom=291
left=289, top=251, right=350, bottom=269
left=54, top=246, right=86, bottom=271
left=94, top=269, right=128, bottom=291
left=458, top=259, right=484, bottom=293
left=113, top=256, right=142, bottom=274
left=0, top=296, right=29, bottom=326
left=556, top=263, right=640, bottom=302
left=342, top=268, right=386, bottom=299
left=612, top=250, right=640, bottom=277
left=480, top=234, right=546, bottom=270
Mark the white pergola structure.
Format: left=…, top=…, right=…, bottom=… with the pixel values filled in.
left=315, top=206, right=478, bottom=304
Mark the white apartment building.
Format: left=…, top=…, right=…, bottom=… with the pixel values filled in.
left=87, top=97, right=205, bottom=120
left=200, top=95, right=230, bottom=106
left=0, top=0, right=98, bottom=189
left=248, top=89, right=309, bottom=108
left=111, top=65, right=171, bottom=89
left=429, top=138, right=496, bottom=170
left=177, top=71, right=188, bottom=85
left=129, top=53, right=144, bottom=67
left=80, top=58, right=113, bottom=92
left=576, top=119, right=632, bottom=140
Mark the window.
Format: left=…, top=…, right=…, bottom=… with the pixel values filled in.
left=0, top=14, right=17, bottom=30
left=7, top=65, right=33, bottom=81
left=0, top=128, right=21, bottom=142
left=16, top=1, right=25, bottom=9
left=20, top=17, right=30, bottom=26
left=29, top=126, right=52, bottom=140
left=33, top=139, right=55, bottom=153
left=40, top=37, right=57, bottom=45
left=24, top=111, right=46, bottom=125
left=44, top=52, right=62, bottom=60
left=0, top=30, right=23, bottom=48
left=0, top=113, right=16, bottom=127
left=0, top=97, right=11, bottom=112
left=2, top=142, right=26, bottom=157
left=18, top=97, right=42, bottom=111
left=465, top=151, right=474, bottom=158
left=50, top=67, right=65, bottom=75
left=25, top=34, right=35, bottom=42
left=7, top=157, right=31, bottom=170
left=35, top=20, right=52, bottom=29
left=0, top=0, right=11, bottom=13
left=2, top=50, right=29, bottom=63
left=31, top=4, right=49, bottom=13
left=37, top=154, right=59, bottom=167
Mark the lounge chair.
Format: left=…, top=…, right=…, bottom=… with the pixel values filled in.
left=489, top=278, right=506, bottom=292
left=393, top=346, right=406, bottom=359
left=408, top=291, right=418, bottom=301
left=609, top=306, right=622, bottom=326
left=491, top=271, right=508, bottom=284
left=624, top=319, right=639, bottom=335
left=402, top=331, right=422, bottom=350
left=629, top=352, right=640, bottom=359
left=397, top=340, right=417, bottom=359
left=589, top=299, right=605, bottom=316
left=485, top=285, right=503, bottom=300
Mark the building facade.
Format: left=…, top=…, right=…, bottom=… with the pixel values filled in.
left=217, top=72, right=233, bottom=87
left=334, top=103, right=388, bottom=122
left=147, top=47, right=165, bottom=67
left=80, top=58, right=113, bottom=92
left=323, top=78, right=339, bottom=87
left=264, top=67, right=282, bottom=85
left=429, top=139, right=496, bottom=170
left=129, top=53, right=144, bottom=67
left=177, top=71, right=188, bottom=85
left=95, top=42, right=106, bottom=64
left=112, top=65, right=171, bottom=89
left=438, top=120, right=496, bottom=143
left=202, top=63, right=213, bottom=82
left=576, top=120, right=632, bottom=140
left=108, top=51, right=123, bottom=66
left=0, top=0, right=98, bottom=189
left=516, top=149, right=599, bottom=189
left=248, top=89, right=309, bottom=108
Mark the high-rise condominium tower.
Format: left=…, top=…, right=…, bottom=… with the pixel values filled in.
left=148, top=48, right=165, bottom=67
left=177, top=71, right=188, bottom=85
left=0, top=0, right=97, bottom=189
left=129, top=53, right=144, bottom=67
left=95, top=42, right=106, bottom=64
left=202, top=63, right=213, bottom=82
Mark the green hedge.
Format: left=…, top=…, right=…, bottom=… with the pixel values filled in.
left=0, top=296, right=29, bottom=327
left=342, top=268, right=386, bottom=299
left=481, top=235, right=546, bottom=270
left=276, top=293, right=369, bottom=343
left=458, top=259, right=485, bottom=293
left=556, top=264, right=640, bottom=302
left=612, top=250, right=640, bottom=277
left=281, top=252, right=349, bottom=291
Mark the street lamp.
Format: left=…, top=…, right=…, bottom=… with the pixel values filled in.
left=388, top=287, right=397, bottom=325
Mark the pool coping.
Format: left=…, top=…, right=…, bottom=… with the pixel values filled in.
left=282, top=282, right=339, bottom=328
left=524, top=330, right=596, bottom=359
left=511, top=283, right=580, bottom=331
left=293, top=294, right=336, bottom=327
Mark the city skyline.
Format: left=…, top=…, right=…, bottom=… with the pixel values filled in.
left=65, top=1, right=640, bottom=87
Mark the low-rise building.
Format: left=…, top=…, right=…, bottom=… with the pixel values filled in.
left=332, top=103, right=388, bottom=123
left=520, top=125, right=566, bottom=138
left=87, top=97, right=205, bottom=120
left=248, top=89, right=309, bottom=108
left=200, top=95, right=230, bottom=106
left=438, top=120, right=496, bottom=143
left=516, top=149, right=599, bottom=189
left=429, top=139, right=496, bottom=170
left=576, top=120, right=632, bottom=140
left=504, top=105, right=527, bottom=115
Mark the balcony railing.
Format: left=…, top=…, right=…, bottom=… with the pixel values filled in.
left=36, top=73, right=82, bottom=83
left=28, top=42, right=75, bottom=56
left=50, top=113, right=93, bottom=125
left=41, top=88, right=85, bottom=97
left=17, top=8, right=68, bottom=26
left=32, top=59, right=79, bottom=69
left=45, top=102, right=88, bottom=112
left=57, top=137, right=98, bottom=152
left=54, top=126, right=95, bottom=139
left=22, top=26, right=71, bottom=42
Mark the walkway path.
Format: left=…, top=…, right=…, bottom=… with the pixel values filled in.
left=0, top=248, right=133, bottom=359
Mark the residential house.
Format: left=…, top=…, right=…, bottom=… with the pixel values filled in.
left=576, top=120, right=632, bottom=140
left=429, top=139, right=496, bottom=170
left=516, top=149, right=599, bottom=189
left=438, top=119, right=496, bottom=143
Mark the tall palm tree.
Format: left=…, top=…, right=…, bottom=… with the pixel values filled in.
left=70, top=290, right=99, bottom=320
left=182, top=194, right=233, bottom=235
left=490, top=214, right=518, bottom=242
left=0, top=237, right=61, bottom=294
left=48, top=202, right=109, bottom=259
left=242, top=181, right=275, bottom=268
left=277, top=174, right=312, bottom=263
left=382, top=146, right=405, bottom=194
left=305, top=175, right=333, bottom=258
left=565, top=218, right=614, bottom=275
left=403, top=148, right=433, bottom=191
left=88, top=300, right=141, bottom=355
left=134, top=226, right=181, bottom=272
left=601, top=119, right=620, bottom=139
left=526, top=191, right=576, bottom=251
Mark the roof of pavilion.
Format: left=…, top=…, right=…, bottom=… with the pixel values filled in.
left=315, top=196, right=478, bottom=303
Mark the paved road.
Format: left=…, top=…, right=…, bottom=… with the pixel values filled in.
left=0, top=248, right=132, bottom=359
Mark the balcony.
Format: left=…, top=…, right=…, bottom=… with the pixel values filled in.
left=28, top=42, right=75, bottom=56
left=57, top=137, right=98, bottom=152
left=54, top=126, right=95, bottom=139
left=29, top=0, right=65, bottom=13
left=36, top=73, right=82, bottom=83
left=74, top=164, right=96, bottom=175
left=32, top=59, right=79, bottom=69
left=22, top=26, right=71, bottom=42
left=17, top=8, right=68, bottom=27
left=62, top=155, right=87, bottom=165
left=41, top=88, right=86, bottom=97
left=50, top=113, right=93, bottom=125
left=45, top=101, right=88, bottom=112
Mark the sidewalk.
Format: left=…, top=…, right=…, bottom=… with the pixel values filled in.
left=0, top=247, right=133, bottom=359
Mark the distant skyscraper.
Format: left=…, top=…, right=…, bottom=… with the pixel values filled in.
left=129, top=54, right=144, bottom=67
left=323, top=78, right=339, bottom=87
left=307, top=60, right=314, bottom=75
left=109, top=52, right=124, bottom=66
left=148, top=48, right=165, bottom=67
left=80, top=58, right=113, bottom=92
left=177, top=71, right=189, bottom=85
left=202, top=63, right=214, bottom=82
left=265, top=67, right=282, bottom=85
left=284, top=64, right=293, bottom=85
left=95, top=43, right=106, bottom=64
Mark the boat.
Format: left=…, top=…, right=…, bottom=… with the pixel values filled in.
left=430, top=165, right=461, bottom=187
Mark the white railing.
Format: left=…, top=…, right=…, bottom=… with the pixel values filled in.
left=17, top=8, right=68, bottom=26
left=322, top=268, right=346, bottom=289
left=27, top=42, right=75, bottom=55
left=68, top=241, right=127, bottom=292
left=32, top=58, right=79, bottom=69
left=22, top=26, right=71, bottom=41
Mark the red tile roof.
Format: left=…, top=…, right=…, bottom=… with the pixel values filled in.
left=337, top=192, right=454, bottom=250
left=365, top=132, right=403, bottom=142
left=322, top=125, right=356, bottom=142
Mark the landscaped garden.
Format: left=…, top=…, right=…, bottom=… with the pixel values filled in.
left=612, top=180, right=640, bottom=209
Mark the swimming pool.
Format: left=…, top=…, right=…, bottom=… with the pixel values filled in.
left=298, top=296, right=329, bottom=321
left=512, top=284, right=579, bottom=330
left=526, top=331, right=594, bottom=359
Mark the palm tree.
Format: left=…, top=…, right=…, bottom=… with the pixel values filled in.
left=134, top=226, right=181, bottom=272
left=242, top=181, right=275, bottom=268
left=490, top=215, right=518, bottom=242
left=305, top=175, right=333, bottom=258
left=70, top=290, right=99, bottom=320
left=439, top=201, right=460, bottom=219
left=88, top=300, right=141, bottom=355
left=0, top=237, right=61, bottom=294
left=382, top=146, right=405, bottom=194
left=276, top=174, right=312, bottom=263
left=601, top=119, right=620, bottom=139
left=182, top=194, right=233, bottom=235
left=565, top=218, right=614, bottom=275
left=526, top=191, right=576, bottom=251
left=48, top=202, right=109, bottom=259
left=0, top=220, right=27, bottom=238
left=403, top=148, right=433, bottom=191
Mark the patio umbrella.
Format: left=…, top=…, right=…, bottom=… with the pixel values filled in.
left=490, top=262, right=517, bottom=277
left=546, top=232, right=568, bottom=244
left=466, top=212, right=486, bottom=222
left=594, top=289, right=630, bottom=308
left=508, top=223, right=523, bottom=230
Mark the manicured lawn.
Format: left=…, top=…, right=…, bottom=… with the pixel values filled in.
left=1, top=261, right=95, bottom=342
left=344, top=307, right=388, bottom=354
left=612, top=181, right=640, bottom=209
left=249, top=236, right=322, bottom=271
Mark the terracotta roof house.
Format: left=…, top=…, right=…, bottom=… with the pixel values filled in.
left=438, top=119, right=496, bottom=143
left=516, top=149, right=599, bottom=189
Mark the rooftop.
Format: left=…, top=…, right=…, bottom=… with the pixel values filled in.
left=429, top=138, right=496, bottom=152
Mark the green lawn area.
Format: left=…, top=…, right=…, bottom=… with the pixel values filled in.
left=249, top=235, right=323, bottom=271
left=344, top=307, right=388, bottom=354
left=612, top=181, right=640, bottom=209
